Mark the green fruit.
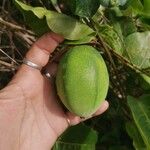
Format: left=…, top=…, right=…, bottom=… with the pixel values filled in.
left=56, top=45, right=109, bottom=117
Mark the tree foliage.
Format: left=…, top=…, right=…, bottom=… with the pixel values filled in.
left=0, top=0, right=150, bottom=149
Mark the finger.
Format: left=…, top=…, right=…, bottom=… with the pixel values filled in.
left=43, top=62, right=58, bottom=86
left=66, top=100, right=109, bottom=126
left=44, top=62, right=58, bottom=77
left=22, top=32, right=64, bottom=72
left=66, top=113, right=81, bottom=126
left=92, top=100, right=109, bottom=116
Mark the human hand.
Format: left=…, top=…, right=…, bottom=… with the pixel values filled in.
left=0, top=33, right=109, bottom=150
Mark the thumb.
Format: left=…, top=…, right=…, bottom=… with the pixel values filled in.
left=22, top=32, right=64, bottom=71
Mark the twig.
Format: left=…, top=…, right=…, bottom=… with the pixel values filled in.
left=110, top=49, right=150, bottom=76
left=0, top=68, right=14, bottom=72
left=0, top=48, right=19, bottom=65
left=93, top=39, right=150, bottom=77
left=90, top=19, right=126, bottom=99
left=0, top=17, right=34, bottom=35
left=95, top=33, right=126, bottom=99
left=0, top=46, right=12, bottom=49
left=15, top=31, right=36, bottom=47
left=0, top=60, right=16, bottom=68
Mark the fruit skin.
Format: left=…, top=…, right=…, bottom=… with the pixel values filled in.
left=56, top=45, right=109, bottom=117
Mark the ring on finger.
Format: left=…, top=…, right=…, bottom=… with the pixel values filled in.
left=45, top=72, right=52, bottom=79
left=23, top=58, right=42, bottom=70
left=66, top=117, right=71, bottom=127
left=42, top=70, right=54, bottom=80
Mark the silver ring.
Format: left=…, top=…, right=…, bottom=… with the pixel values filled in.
left=23, top=58, right=42, bottom=70
left=66, top=117, right=71, bottom=127
left=45, top=72, right=52, bottom=79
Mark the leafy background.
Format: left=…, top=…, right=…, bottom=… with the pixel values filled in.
left=0, top=0, right=150, bottom=149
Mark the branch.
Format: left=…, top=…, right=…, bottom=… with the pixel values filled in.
left=0, top=60, right=17, bottom=69
left=0, top=17, right=34, bottom=35
left=0, top=68, right=15, bottom=72
left=0, top=48, right=19, bottom=65
left=15, top=31, right=36, bottom=47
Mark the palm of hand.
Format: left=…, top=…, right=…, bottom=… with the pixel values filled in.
left=9, top=65, right=68, bottom=149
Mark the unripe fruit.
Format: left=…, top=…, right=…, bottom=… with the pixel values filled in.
left=56, top=45, right=109, bottom=117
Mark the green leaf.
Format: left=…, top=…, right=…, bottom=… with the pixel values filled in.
left=141, top=74, right=150, bottom=85
left=53, top=123, right=98, bottom=150
left=127, top=94, right=150, bottom=148
left=124, top=32, right=150, bottom=69
left=130, top=0, right=144, bottom=12
left=64, top=35, right=95, bottom=45
left=100, top=0, right=110, bottom=7
left=100, top=0, right=128, bottom=7
left=110, top=0, right=128, bottom=7
left=130, top=0, right=150, bottom=18
left=15, top=0, right=94, bottom=40
left=126, top=122, right=146, bottom=150
left=114, top=17, right=137, bottom=37
left=139, top=17, right=150, bottom=30
left=64, top=0, right=101, bottom=18
left=15, top=0, right=49, bottom=35
left=97, top=24, right=124, bottom=55
left=138, top=74, right=150, bottom=92
left=143, top=0, right=150, bottom=14
left=45, top=11, right=94, bottom=40
left=15, top=0, right=47, bottom=19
